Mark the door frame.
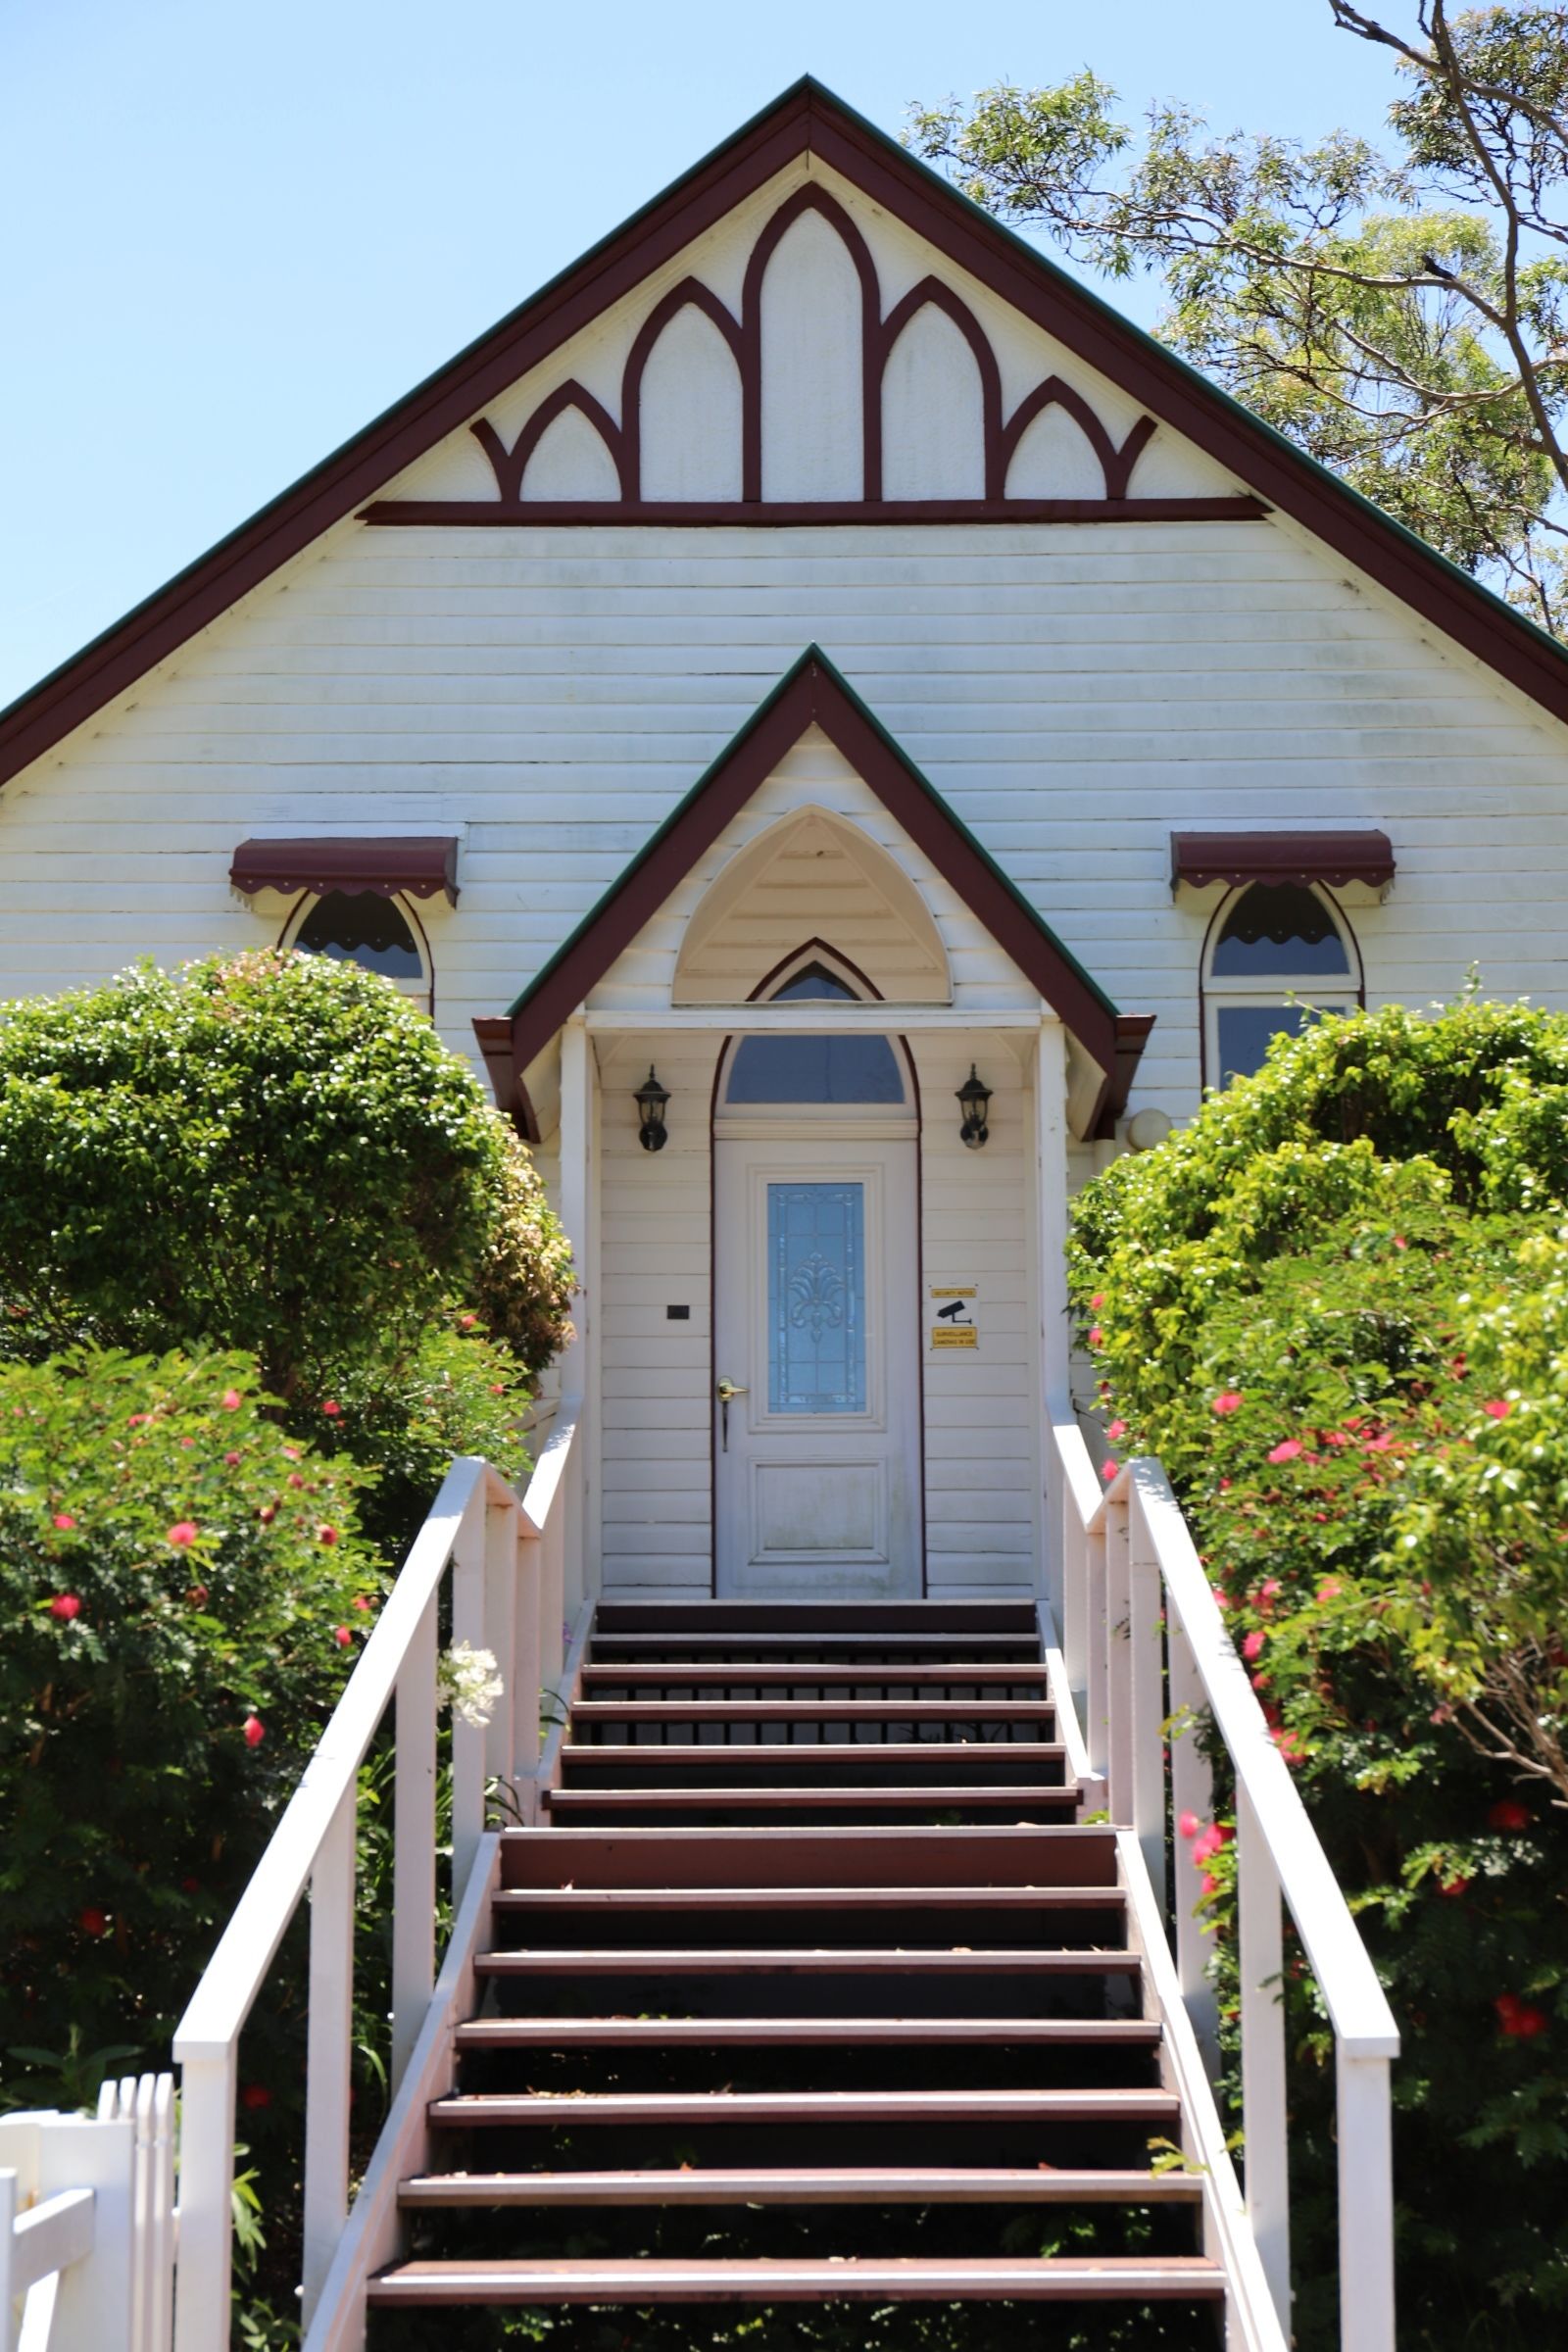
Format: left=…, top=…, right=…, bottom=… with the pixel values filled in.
left=708, top=1030, right=925, bottom=1596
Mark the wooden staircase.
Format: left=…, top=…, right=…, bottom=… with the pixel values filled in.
left=367, top=1602, right=1226, bottom=2345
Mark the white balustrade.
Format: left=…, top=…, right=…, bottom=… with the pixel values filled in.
left=1051, top=1416, right=1399, bottom=2352
left=170, top=1402, right=584, bottom=2352
left=1, top=2076, right=173, bottom=2352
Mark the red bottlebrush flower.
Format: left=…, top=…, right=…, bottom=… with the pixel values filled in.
left=180, top=1876, right=201, bottom=1894
left=317, top=1524, right=339, bottom=1546
left=321, top=1398, right=342, bottom=1418
left=1199, top=1872, right=1220, bottom=1897
left=186, top=1585, right=209, bottom=1608
left=239, top=2083, right=271, bottom=2110
left=333, top=1626, right=353, bottom=1648
left=178, top=1437, right=195, bottom=1450
left=166, top=1521, right=198, bottom=1548
left=1101, top=1458, right=1119, bottom=1483
left=243, top=1715, right=266, bottom=1749
left=1178, top=1811, right=1201, bottom=1840
left=1482, top=1397, right=1511, bottom=1420
left=1274, top=1727, right=1307, bottom=1765
left=1106, top=1420, right=1127, bottom=1442
left=48, top=1592, right=81, bottom=1621
left=1393, top=1234, right=1407, bottom=1250
left=1212, top=1392, right=1243, bottom=1416
left=78, top=1906, right=108, bottom=1936
left=51, top=1512, right=77, bottom=1531
left=222, top=1449, right=241, bottom=1467
left=1267, top=1439, right=1303, bottom=1464
left=1192, top=1828, right=1221, bottom=1866
left=1363, top=1433, right=1395, bottom=1453
left=1217, top=1477, right=1232, bottom=1493
left=1257, top=1578, right=1282, bottom=1611
left=458, top=1312, right=478, bottom=1330
left=258, top=1503, right=276, bottom=1524
left=220, top=1388, right=243, bottom=1410
left=351, top=1593, right=372, bottom=1612
left=1316, top=1578, right=1343, bottom=1602
left=1242, top=1630, right=1266, bottom=1661
left=1090, top=1294, right=1104, bottom=1311
left=1213, top=1588, right=1231, bottom=1608
left=282, top=1445, right=301, bottom=1460
left=287, top=1473, right=304, bottom=1491
left=489, top=1383, right=507, bottom=1395
left=1437, top=1876, right=1469, bottom=1899
left=1489, top=1798, right=1531, bottom=1833
left=1495, top=1994, right=1548, bottom=2038
left=1087, top=1327, right=1103, bottom=1349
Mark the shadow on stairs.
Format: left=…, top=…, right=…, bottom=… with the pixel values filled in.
left=367, top=1601, right=1224, bottom=2349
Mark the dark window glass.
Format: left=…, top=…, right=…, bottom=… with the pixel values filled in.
left=770, top=964, right=858, bottom=1001
left=294, top=890, right=422, bottom=979
left=726, top=1032, right=905, bottom=1103
left=1216, top=1002, right=1349, bottom=1082
left=1210, top=884, right=1351, bottom=978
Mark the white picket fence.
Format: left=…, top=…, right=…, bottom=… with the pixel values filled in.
left=168, top=1398, right=584, bottom=2352
left=1, top=2075, right=173, bottom=2352
left=1050, top=1414, right=1399, bottom=2352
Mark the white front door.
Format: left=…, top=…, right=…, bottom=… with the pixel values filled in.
left=713, top=1136, right=921, bottom=1596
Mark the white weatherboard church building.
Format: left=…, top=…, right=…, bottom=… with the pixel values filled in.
left=4, top=76, right=1567, bottom=1612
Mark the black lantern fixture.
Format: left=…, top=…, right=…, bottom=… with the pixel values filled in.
left=634, top=1064, right=670, bottom=1152
left=956, top=1063, right=992, bottom=1150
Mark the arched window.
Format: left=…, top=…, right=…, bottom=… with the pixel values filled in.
left=716, top=956, right=911, bottom=1118
left=1201, top=883, right=1359, bottom=1086
left=281, top=890, right=432, bottom=1008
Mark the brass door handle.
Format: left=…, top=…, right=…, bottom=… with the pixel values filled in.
left=715, top=1376, right=749, bottom=1449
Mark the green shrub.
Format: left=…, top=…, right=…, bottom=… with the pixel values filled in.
left=0, top=1346, right=377, bottom=2087
left=0, top=950, right=567, bottom=1405
left=1071, top=1001, right=1568, bottom=2346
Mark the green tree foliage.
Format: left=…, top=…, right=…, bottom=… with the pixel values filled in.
left=0, top=948, right=571, bottom=1403
left=0, top=1347, right=376, bottom=2089
left=911, top=4, right=1568, bottom=632
left=1070, top=1001, right=1568, bottom=2342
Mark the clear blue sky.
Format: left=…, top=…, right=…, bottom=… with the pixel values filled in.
left=1, top=0, right=1401, bottom=709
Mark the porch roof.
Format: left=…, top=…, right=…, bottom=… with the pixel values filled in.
left=497, top=648, right=1152, bottom=1135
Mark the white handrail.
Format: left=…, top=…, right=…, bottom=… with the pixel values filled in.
left=170, top=1402, right=584, bottom=2352
left=1051, top=1416, right=1398, bottom=2352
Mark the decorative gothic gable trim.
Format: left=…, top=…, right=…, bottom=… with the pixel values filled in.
left=4, top=77, right=1568, bottom=789
left=502, top=645, right=1151, bottom=1134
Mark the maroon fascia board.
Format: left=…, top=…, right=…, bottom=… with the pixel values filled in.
left=229, top=835, right=460, bottom=903
left=507, top=653, right=1133, bottom=1096
left=471, top=1016, right=543, bottom=1143
left=5, top=79, right=1565, bottom=791
left=1170, top=829, right=1396, bottom=891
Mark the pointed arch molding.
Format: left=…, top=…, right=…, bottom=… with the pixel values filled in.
left=365, top=185, right=1260, bottom=527
left=501, top=646, right=1153, bottom=1136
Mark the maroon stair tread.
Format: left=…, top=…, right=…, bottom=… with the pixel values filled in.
left=452, top=2015, right=1161, bottom=2047
left=591, top=1634, right=1037, bottom=1654
left=490, top=1884, right=1121, bottom=1911
left=571, top=1699, right=1054, bottom=1721
left=501, top=1822, right=1118, bottom=1892
left=474, top=1945, right=1143, bottom=1975
left=580, top=1664, right=1052, bottom=1686
left=398, top=2166, right=1200, bottom=2206
left=429, top=2087, right=1180, bottom=2127
left=544, top=1785, right=1080, bottom=1813
left=561, top=1741, right=1069, bottom=1767
left=367, top=2255, right=1225, bottom=2304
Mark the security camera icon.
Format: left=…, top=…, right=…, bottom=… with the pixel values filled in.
left=936, top=1299, right=973, bottom=1325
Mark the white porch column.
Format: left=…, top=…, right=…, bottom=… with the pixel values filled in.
left=558, top=1011, right=592, bottom=1617
left=1035, top=1013, right=1070, bottom=1621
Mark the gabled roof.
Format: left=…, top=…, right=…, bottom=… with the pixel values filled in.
left=4, top=74, right=1568, bottom=790
left=506, top=646, right=1152, bottom=1130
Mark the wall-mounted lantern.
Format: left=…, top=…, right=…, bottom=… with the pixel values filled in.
left=634, top=1064, right=670, bottom=1152
left=956, top=1064, right=992, bottom=1151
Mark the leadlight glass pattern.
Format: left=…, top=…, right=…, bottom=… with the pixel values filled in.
left=767, top=1182, right=867, bottom=1414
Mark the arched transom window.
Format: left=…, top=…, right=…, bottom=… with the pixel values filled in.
left=281, top=890, right=433, bottom=1009
left=716, top=956, right=912, bottom=1122
left=1202, top=883, right=1359, bottom=1086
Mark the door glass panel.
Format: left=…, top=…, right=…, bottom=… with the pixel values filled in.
left=767, top=1182, right=866, bottom=1414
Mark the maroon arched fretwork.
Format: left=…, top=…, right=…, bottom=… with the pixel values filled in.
left=470, top=381, right=629, bottom=504
left=739, top=185, right=883, bottom=505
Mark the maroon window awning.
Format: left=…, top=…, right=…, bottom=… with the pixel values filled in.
left=229, top=836, right=460, bottom=904
left=1170, top=829, right=1395, bottom=891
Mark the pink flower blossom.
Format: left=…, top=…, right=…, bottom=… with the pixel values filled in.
left=51, top=1512, right=76, bottom=1531
left=166, top=1521, right=199, bottom=1548
left=1393, top=1234, right=1407, bottom=1250
left=1483, top=1398, right=1512, bottom=1421
left=1212, top=1392, right=1243, bottom=1416
left=317, top=1524, right=339, bottom=1546
left=351, top=1594, right=372, bottom=1613
left=1317, top=1578, right=1343, bottom=1602
left=223, top=1449, right=241, bottom=1467
left=243, top=1715, right=266, bottom=1749
left=1087, top=1327, right=1103, bottom=1349
left=1192, top=1828, right=1222, bottom=1866
left=1090, top=1294, right=1104, bottom=1311
left=1199, top=1872, right=1220, bottom=1897
left=220, top=1389, right=243, bottom=1411
left=1178, top=1811, right=1201, bottom=1840
left=1242, top=1630, right=1266, bottom=1661
left=1489, top=1798, right=1531, bottom=1833
left=78, top=1906, right=108, bottom=1936
left=322, top=1399, right=342, bottom=1418
left=1267, top=1439, right=1303, bottom=1464
left=1106, top=1420, right=1127, bottom=1442
left=1101, top=1458, right=1119, bottom=1483
left=49, top=1593, right=81, bottom=1622
left=333, top=1626, right=353, bottom=1648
